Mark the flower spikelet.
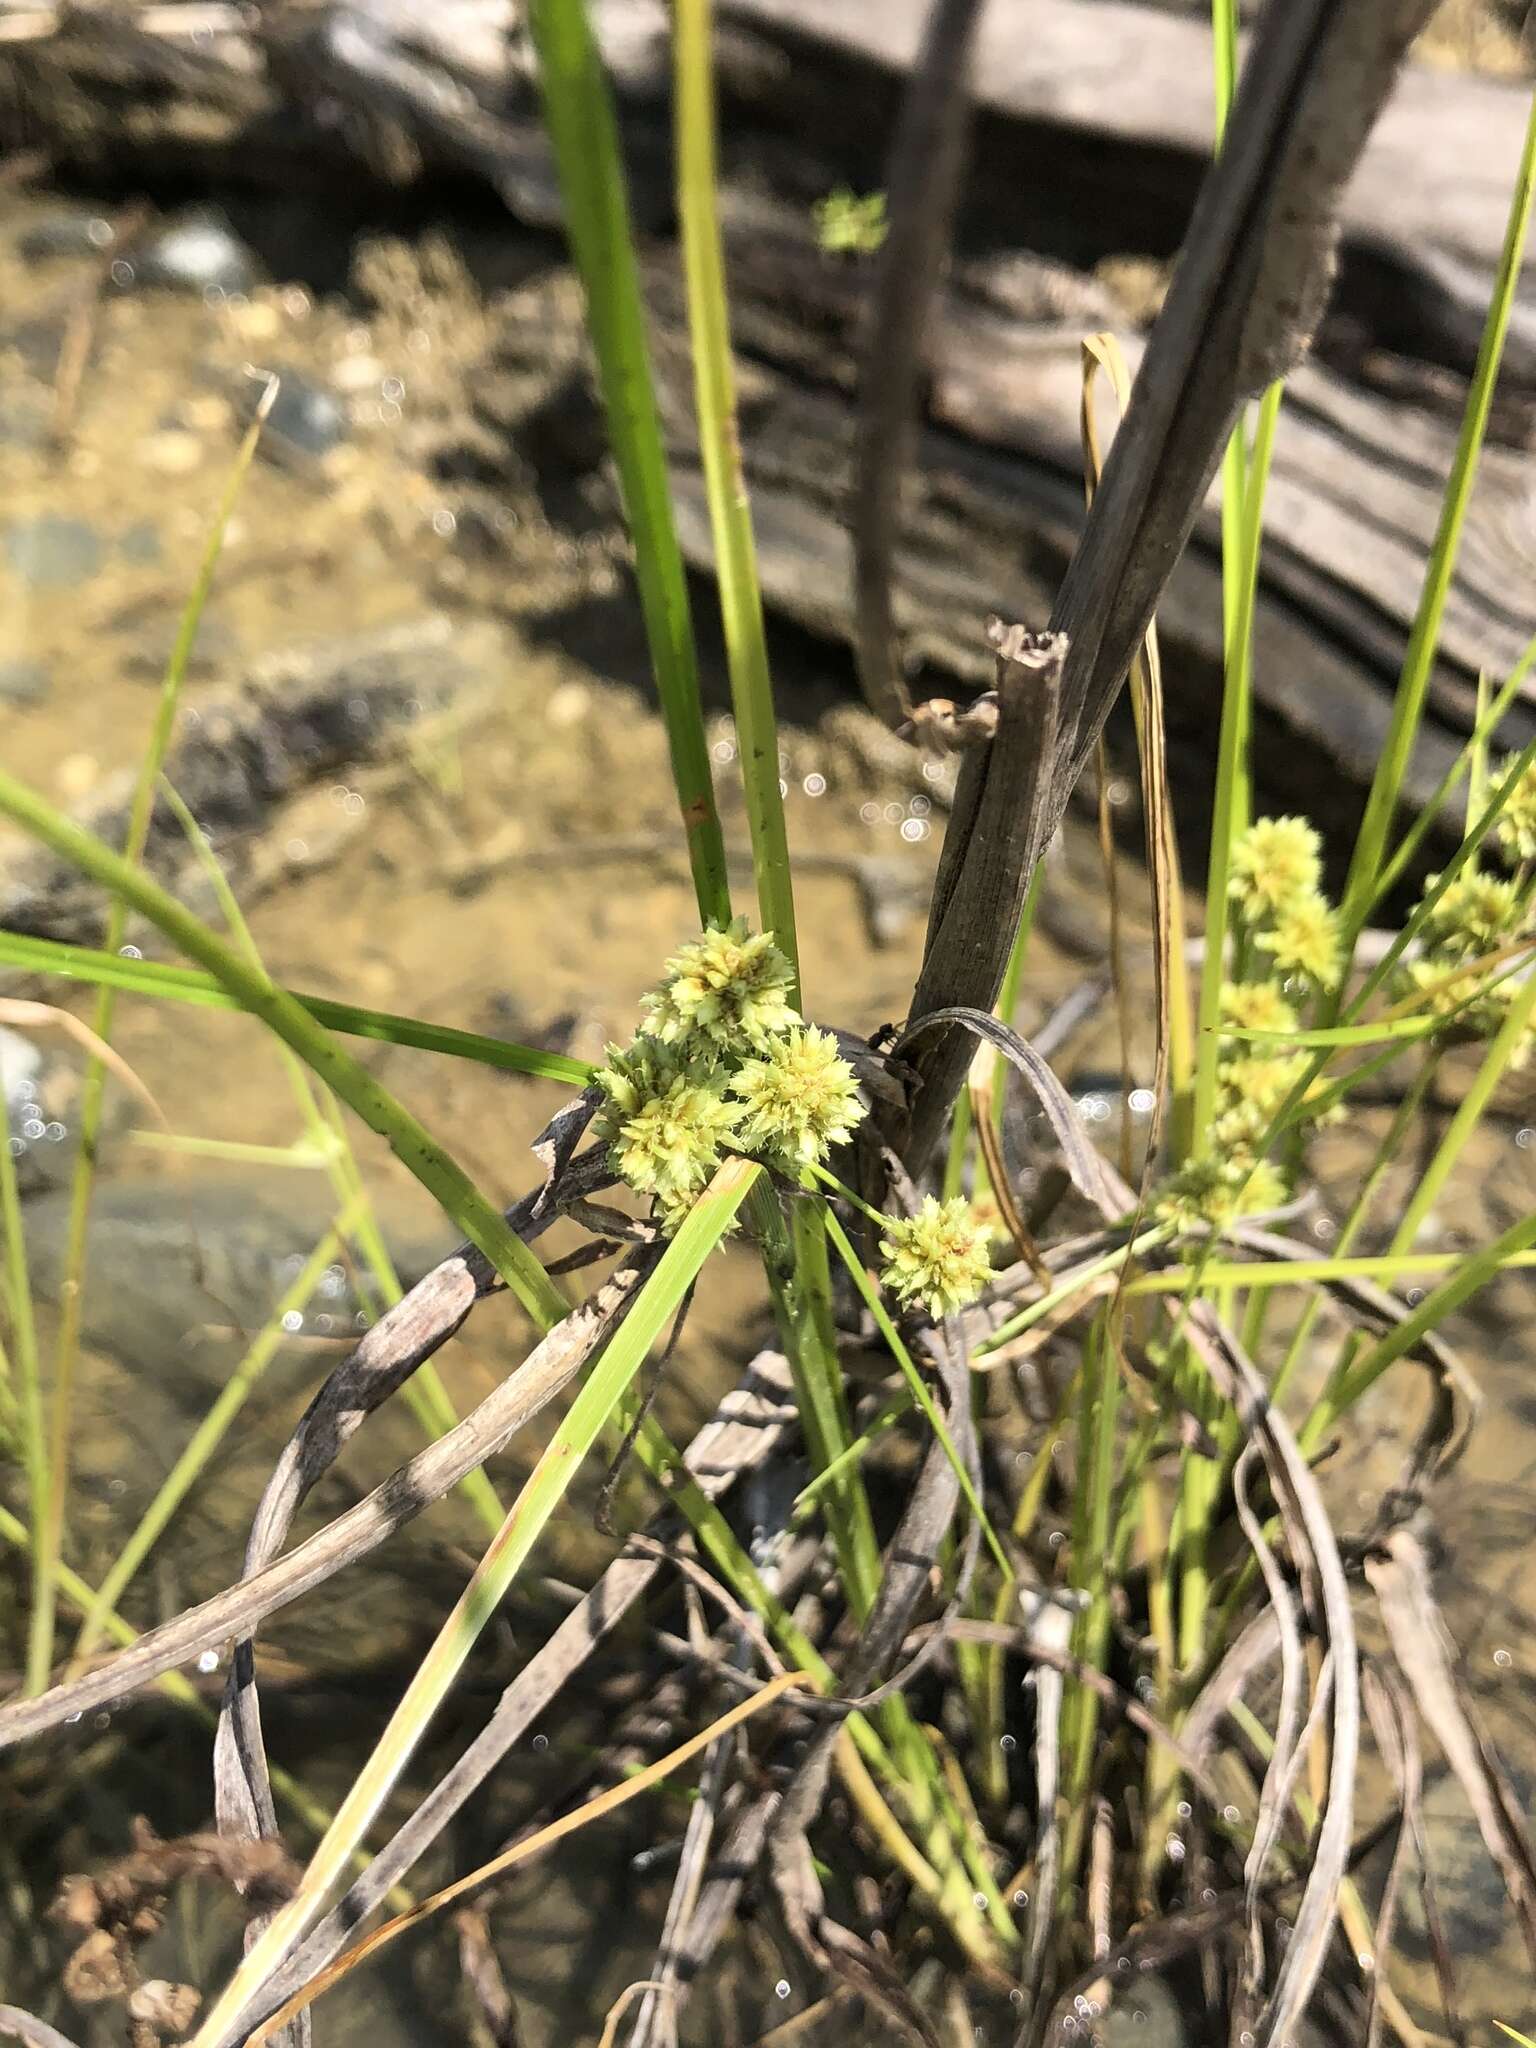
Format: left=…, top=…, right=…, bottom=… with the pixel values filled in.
left=642, top=917, right=797, bottom=1054
left=1418, top=868, right=1524, bottom=961
left=1253, top=890, right=1340, bottom=985
left=730, top=1025, right=865, bottom=1168
left=1229, top=816, right=1323, bottom=919
left=1493, top=754, right=1536, bottom=863
left=1219, top=982, right=1298, bottom=1036
left=1153, top=1155, right=1288, bottom=1232
left=602, top=1063, right=740, bottom=1204
left=879, top=1196, right=994, bottom=1320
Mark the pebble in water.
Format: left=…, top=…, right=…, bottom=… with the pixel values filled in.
left=3, top=515, right=105, bottom=590
left=245, top=364, right=348, bottom=467
left=20, top=211, right=115, bottom=262
left=117, top=208, right=261, bottom=296
left=0, top=658, right=51, bottom=706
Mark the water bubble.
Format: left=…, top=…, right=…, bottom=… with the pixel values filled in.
left=7, top=1138, right=23, bottom=1158
left=281, top=1253, right=305, bottom=1277
left=1175, top=1800, right=1192, bottom=1819
left=21, top=1119, right=44, bottom=1140
left=1165, top=1836, right=1185, bottom=1862
left=859, top=802, right=880, bottom=823
left=1201, top=1887, right=1217, bottom=1905
left=380, top=400, right=402, bottom=426
left=1222, top=1804, right=1240, bottom=1824
left=281, top=1310, right=304, bottom=1334
left=354, top=1311, right=371, bottom=1330
left=531, top=1733, right=548, bottom=1753
left=110, top=258, right=135, bottom=286
left=66, top=1712, right=82, bottom=1725
left=712, top=739, right=736, bottom=764
left=44, top=1122, right=65, bottom=1142
left=314, top=1314, right=333, bottom=1335
left=285, top=837, right=310, bottom=861
left=884, top=802, right=904, bottom=823
left=120, top=944, right=143, bottom=960
left=381, top=376, right=405, bottom=402
left=1516, top=1127, right=1534, bottom=1150
left=774, top=1981, right=791, bottom=2001
left=802, top=772, right=827, bottom=797
left=344, top=791, right=366, bottom=816
left=778, top=778, right=789, bottom=798
left=1494, top=1646, right=1513, bottom=1668
left=973, top=1892, right=987, bottom=1910
left=1127, top=1086, right=1155, bottom=1116
left=1406, top=1287, right=1424, bottom=1307
left=909, top=794, right=931, bottom=816
left=1312, top=1214, right=1337, bottom=1241
left=900, top=817, right=930, bottom=843
left=198, top=1650, right=219, bottom=1674
left=431, top=507, right=458, bottom=537
left=1000, top=1733, right=1017, bottom=1752
left=1010, top=1990, right=1025, bottom=2008
left=1012, top=1889, right=1029, bottom=1907
left=922, top=758, right=944, bottom=781
left=1357, top=1952, right=1374, bottom=1973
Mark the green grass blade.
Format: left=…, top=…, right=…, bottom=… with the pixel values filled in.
left=33, top=384, right=278, bottom=1690
left=822, top=1204, right=1010, bottom=1580
left=0, top=1054, right=47, bottom=1693
left=675, top=0, right=799, bottom=992
left=526, top=0, right=731, bottom=929
left=149, top=774, right=508, bottom=1545
left=0, top=769, right=569, bottom=1331
left=1371, top=628, right=1536, bottom=910
left=1341, top=85, right=1536, bottom=940
left=71, top=1201, right=360, bottom=1657
left=189, top=1156, right=760, bottom=2048
left=0, top=929, right=593, bottom=1087
left=1315, top=1202, right=1536, bottom=1429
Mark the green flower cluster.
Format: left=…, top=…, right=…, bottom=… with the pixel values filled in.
left=880, top=1196, right=995, bottom=1321
left=813, top=187, right=888, bottom=257
left=1494, top=752, right=1536, bottom=863
left=1148, top=819, right=1349, bottom=1232
left=1396, top=865, right=1536, bottom=1060
left=595, top=920, right=865, bottom=1233
left=1228, top=816, right=1341, bottom=985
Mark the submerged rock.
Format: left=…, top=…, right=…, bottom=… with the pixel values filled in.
left=3, top=515, right=105, bottom=590
left=0, top=658, right=51, bottom=706
left=249, top=364, right=349, bottom=467
left=20, top=210, right=115, bottom=262
left=115, top=209, right=260, bottom=297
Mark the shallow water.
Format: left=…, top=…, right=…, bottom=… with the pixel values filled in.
left=0, top=179, right=1532, bottom=2043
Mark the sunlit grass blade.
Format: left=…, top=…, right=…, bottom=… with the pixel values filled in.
left=1340, top=84, right=1536, bottom=943
left=1372, top=629, right=1536, bottom=911
left=146, top=773, right=508, bottom=1553
left=675, top=0, right=799, bottom=992
left=525, top=0, right=730, bottom=929
left=0, top=1044, right=46, bottom=1693
left=33, top=380, right=277, bottom=1690
left=1124, top=1245, right=1536, bottom=1293
left=0, top=767, right=569, bottom=1331
left=0, top=929, right=593, bottom=1087
left=188, top=1156, right=760, bottom=2048
left=70, top=1200, right=361, bottom=1659
left=1310, top=1202, right=1536, bottom=1433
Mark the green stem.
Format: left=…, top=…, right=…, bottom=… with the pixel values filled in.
left=674, top=0, right=799, bottom=989
left=0, top=766, right=569, bottom=1333
left=526, top=0, right=730, bottom=928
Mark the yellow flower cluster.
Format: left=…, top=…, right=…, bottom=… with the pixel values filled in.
left=596, top=922, right=867, bottom=1234
left=879, top=1196, right=995, bottom=1321
left=1229, top=816, right=1340, bottom=986
left=1397, top=866, right=1536, bottom=1061
left=1494, top=753, right=1536, bottom=864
